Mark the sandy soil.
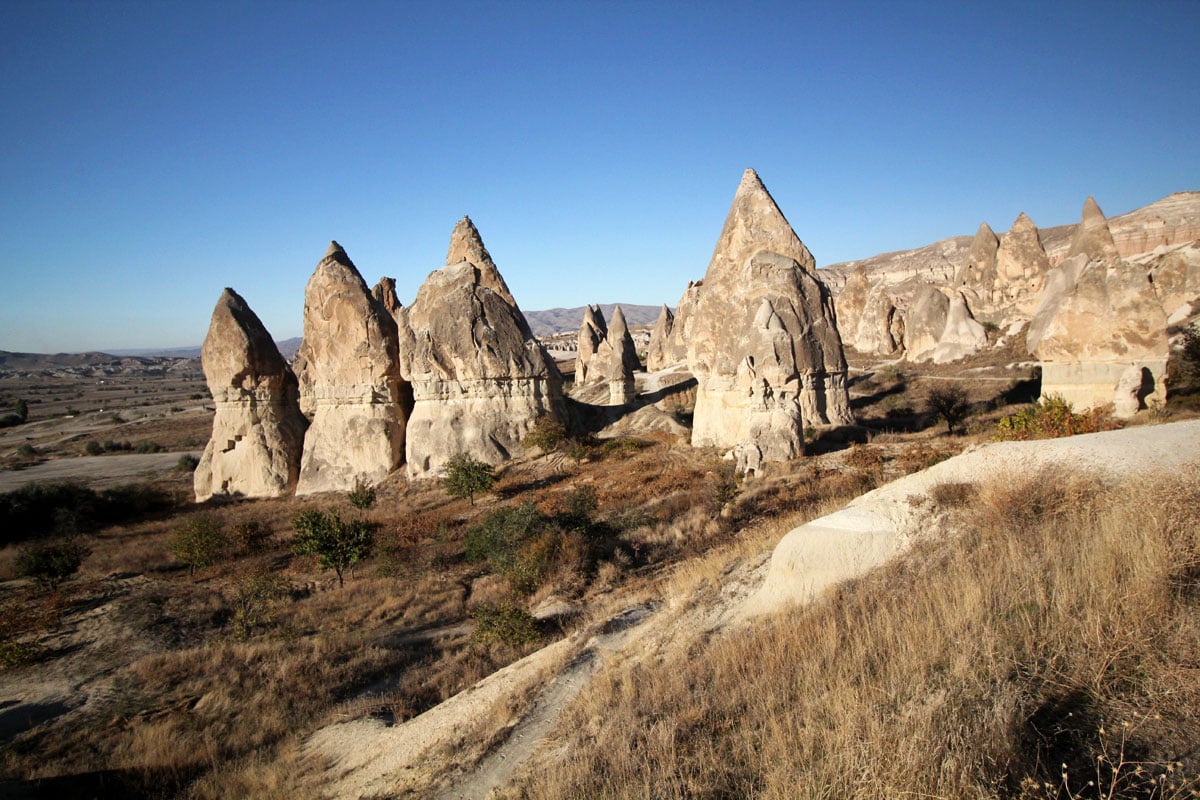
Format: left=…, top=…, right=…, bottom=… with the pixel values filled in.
left=0, top=452, right=201, bottom=493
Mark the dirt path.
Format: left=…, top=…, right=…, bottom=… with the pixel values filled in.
left=0, top=451, right=199, bottom=492
left=433, top=604, right=655, bottom=800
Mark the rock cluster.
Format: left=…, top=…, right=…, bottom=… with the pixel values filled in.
left=194, top=288, right=308, bottom=501
left=573, top=305, right=607, bottom=385
left=400, top=218, right=567, bottom=477
left=588, top=305, right=639, bottom=404
left=687, top=169, right=854, bottom=471
left=1027, top=198, right=1169, bottom=415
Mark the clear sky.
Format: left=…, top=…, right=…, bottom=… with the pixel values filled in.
left=2, top=0, right=1198, bottom=353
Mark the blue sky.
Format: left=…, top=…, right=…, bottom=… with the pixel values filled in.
left=2, top=0, right=1198, bottom=353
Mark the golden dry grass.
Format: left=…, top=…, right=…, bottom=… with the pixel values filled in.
left=506, top=468, right=1200, bottom=800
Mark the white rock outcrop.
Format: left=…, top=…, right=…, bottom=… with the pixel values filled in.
left=294, top=242, right=408, bottom=494
left=645, top=304, right=675, bottom=371
left=194, top=288, right=308, bottom=501
left=400, top=217, right=567, bottom=478
left=590, top=305, right=639, bottom=404
left=1027, top=198, right=1169, bottom=415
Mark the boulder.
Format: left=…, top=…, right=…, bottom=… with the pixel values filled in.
left=929, top=292, right=989, bottom=364
left=902, top=284, right=950, bottom=362
left=294, top=242, right=408, bottom=494
left=1028, top=199, right=1169, bottom=415
left=401, top=217, right=567, bottom=478
left=645, top=304, right=676, bottom=371
left=194, top=288, right=308, bottom=501
left=687, top=169, right=854, bottom=467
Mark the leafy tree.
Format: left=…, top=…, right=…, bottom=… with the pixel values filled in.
left=292, top=510, right=376, bottom=587
left=925, top=385, right=972, bottom=434
left=230, top=570, right=289, bottom=638
left=15, top=539, right=87, bottom=589
left=442, top=454, right=496, bottom=506
left=171, top=515, right=229, bottom=576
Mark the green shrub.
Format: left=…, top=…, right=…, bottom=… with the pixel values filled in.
left=293, top=510, right=376, bottom=587
left=0, top=481, right=98, bottom=543
left=84, top=440, right=103, bottom=456
left=15, top=444, right=38, bottom=459
left=13, top=399, right=28, bottom=422
left=524, top=416, right=568, bottom=453
left=176, top=454, right=200, bottom=472
left=0, top=640, right=40, bottom=669
left=15, top=539, right=88, bottom=589
left=347, top=477, right=377, bottom=510
left=465, top=501, right=578, bottom=593
left=442, top=453, right=496, bottom=506
left=171, top=515, right=229, bottom=576
left=472, top=602, right=543, bottom=647
left=995, top=395, right=1121, bottom=441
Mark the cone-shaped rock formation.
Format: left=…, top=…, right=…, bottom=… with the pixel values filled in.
left=687, top=169, right=854, bottom=470
left=574, top=305, right=607, bottom=385
left=645, top=304, right=676, bottom=371
left=400, top=217, right=567, bottom=478
left=294, top=242, right=408, bottom=494
left=194, top=289, right=309, bottom=501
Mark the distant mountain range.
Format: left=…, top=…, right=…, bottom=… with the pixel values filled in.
left=13, top=305, right=663, bottom=361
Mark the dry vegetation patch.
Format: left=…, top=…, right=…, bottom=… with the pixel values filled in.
left=507, top=468, right=1200, bottom=800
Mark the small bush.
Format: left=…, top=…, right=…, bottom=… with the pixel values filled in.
left=15, top=539, right=88, bottom=589
left=524, top=416, right=568, bottom=453
left=347, top=478, right=377, bottom=510
left=15, top=444, right=38, bottom=459
left=442, top=453, right=496, bottom=506
left=0, top=640, right=40, bottom=669
left=230, top=519, right=271, bottom=555
left=995, top=395, right=1120, bottom=441
left=843, top=444, right=885, bottom=470
left=171, top=515, right=229, bottom=576
left=176, top=454, right=200, bottom=472
left=293, top=510, right=376, bottom=587
left=925, top=385, right=972, bottom=434
left=471, top=602, right=543, bottom=647
left=85, top=440, right=103, bottom=456
left=229, top=571, right=289, bottom=639
left=929, top=481, right=976, bottom=507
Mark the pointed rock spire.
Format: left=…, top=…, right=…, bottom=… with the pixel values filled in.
left=194, top=288, right=307, bottom=501
left=575, top=304, right=607, bottom=385
left=645, top=303, right=676, bottom=371
left=444, top=216, right=516, bottom=304
left=372, top=276, right=403, bottom=318
left=996, top=211, right=1050, bottom=290
left=1067, top=196, right=1119, bottom=262
left=596, top=305, right=639, bottom=405
left=711, top=168, right=816, bottom=275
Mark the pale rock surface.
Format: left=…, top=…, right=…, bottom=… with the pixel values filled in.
left=573, top=305, right=606, bottom=385
left=688, top=169, right=854, bottom=468
left=645, top=304, right=675, bottom=371
left=295, top=242, right=408, bottom=495
left=952, top=222, right=1000, bottom=301
left=929, top=292, right=989, bottom=364
left=662, top=281, right=702, bottom=365
left=995, top=212, right=1052, bottom=308
left=590, top=305, right=639, bottom=404
left=1028, top=199, right=1169, bottom=415
left=194, top=288, right=308, bottom=501
left=901, top=284, right=949, bottom=362
left=743, top=420, right=1200, bottom=617
left=401, top=217, right=566, bottom=478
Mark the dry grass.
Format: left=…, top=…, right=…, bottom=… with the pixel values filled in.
left=507, top=468, right=1200, bottom=800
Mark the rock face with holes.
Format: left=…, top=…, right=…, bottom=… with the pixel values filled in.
left=1027, top=198, right=1169, bottom=415
left=645, top=304, right=675, bottom=371
left=194, top=288, right=308, bottom=501
left=400, top=217, right=567, bottom=478
left=294, top=242, right=408, bottom=494
left=589, top=305, right=639, bottom=404
left=687, top=169, right=854, bottom=469
left=573, top=305, right=607, bottom=385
